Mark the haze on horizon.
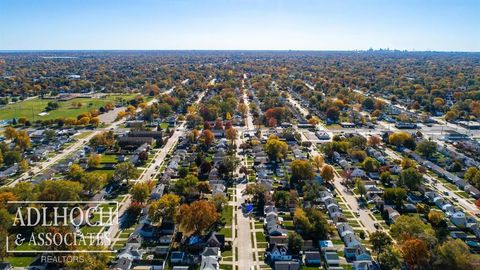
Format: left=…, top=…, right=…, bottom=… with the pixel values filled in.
left=0, top=0, right=479, bottom=52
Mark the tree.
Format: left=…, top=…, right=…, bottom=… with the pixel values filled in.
left=237, top=103, right=248, bottom=117
left=320, top=165, right=335, bottom=183
left=434, top=239, right=479, bottom=270
left=287, top=232, right=303, bottom=255
left=245, top=183, right=268, bottom=207
left=114, top=161, right=137, bottom=184
left=390, top=215, right=435, bottom=243
left=383, top=187, right=406, bottom=209
left=416, top=140, right=437, bottom=158
left=362, top=97, right=375, bottom=110
left=210, top=193, right=228, bottom=212
left=290, top=159, right=314, bottom=184
left=87, top=154, right=101, bottom=169
left=400, top=238, right=430, bottom=270
left=399, top=167, right=423, bottom=191
left=225, top=127, right=237, bottom=145
left=38, top=180, right=83, bottom=201
left=326, top=107, right=340, bottom=122
left=401, top=158, right=416, bottom=169
left=174, top=175, right=199, bottom=198
left=464, top=167, right=479, bottom=182
left=264, top=135, right=288, bottom=162
left=388, top=132, right=411, bottom=147
left=69, top=164, right=85, bottom=181
left=148, top=193, right=181, bottom=223
left=378, top=247, right=402, bottom=270
left=18, top=159, right=29, bottom=173
left=368, top=135, right=381, bottom=147
left=355, top=179, right=367, bottom=199
left=369, top=231, right=392, bottom=255
left=293, top=207, right=329, bottom=240
left=362, top=157, right=379, bottom=172
left=427, top=210, right=444, bottom=227
left=4, top=126, right=18, bottom=140
left=176, top=200, right=220, bottom=235
left=220, top=155, right=240, bottom=180
left=200, top=129, right=215, bottom=146
left=3, top=151, right=21, bottom=166
left=81, top=172, right=107, bottom=194
left=89, top=117, right=100, bottom=127
left=15, top=130, right=31, bottom=150
left=273, top=190, right=291, bottom=209
left=197, top=181, right=211, bottom=195
left=130, top=182, right=152, bottom=203
left=311, top=154, right=324, bottom=172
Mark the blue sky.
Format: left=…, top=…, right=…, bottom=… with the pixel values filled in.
left=0, top=0, right=479, bottom=51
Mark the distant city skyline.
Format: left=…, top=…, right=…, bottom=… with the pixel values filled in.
left=0, top=0, right=479, bottom=51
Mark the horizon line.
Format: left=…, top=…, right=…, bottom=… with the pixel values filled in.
left=1, top=49, right=480, bottom=53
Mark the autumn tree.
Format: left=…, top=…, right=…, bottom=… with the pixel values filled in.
left=69, top=164, right=85, bottom=181
left=225, top=127, right=237, bottom=146
left=320, top=165, right=335, bottom=183
left=81, top=172, right=107, bottom=194
left=290, top=159, right=314, bottom=184
left=390, top=215, right=435, bottom=244
left=311, top=154, right=324, bottom=172
left=199, top=129, right=215, bottom=146
left=388, top=132, right=411, bottom=147
left=264, top=135, right=288, bottom=162
left=434, top=239, right=479, bottom=270
left=87, top=154, right=101, bottom=168
left=176, top=200, right=220, bottom=235
left=368, top=135, right=382, bottom=147
left=400, top=238, right=430, bottom=270
left=130, top=182, right=153, bottom=203
left=148, top=193, right=181, bottom=223
left=38, top=180, right=83, bottom=201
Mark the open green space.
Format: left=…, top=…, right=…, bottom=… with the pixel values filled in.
left=0, top=94, right=139, bottom=121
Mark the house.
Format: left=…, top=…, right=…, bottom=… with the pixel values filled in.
left=384, top=206, right=400, bottom=223
left=344, top=245, right=371, bottom=262
left=159, top=232, right=173, bottom=243
left=170, top=251, right=185, bottom=264
left=270, top=235, right=288, bottom=245
left=201, top=247, right=221, bottom=258
left=205, top=232, right=225, bottom=248
left=450, top=231, right=468, bottom=240
left=266, top=244, right=292, bottom=262
left=319, top=240, right=334, bottom=253
left=112, top=257, right=133, bottom=270
left=0, top=263, right=12, bottom=270
left=304, top=251, right=321, bottom=266
left=353, top=260, right=375, bottom=270
left=200, top=255, right=219, bottom=270
left=350, top=168, right=366, bottom=178
left=274, top=261, right=300, bottom=270
left=324, top=251, right=340, bottom=267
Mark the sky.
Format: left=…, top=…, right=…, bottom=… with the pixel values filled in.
left=0, top=0, right=479, bottom=51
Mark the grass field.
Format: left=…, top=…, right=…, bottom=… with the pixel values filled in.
left=0, top=94, right=139, bottom=121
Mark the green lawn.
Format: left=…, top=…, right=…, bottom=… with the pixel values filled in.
left=0, top=94, right=139, bottom=121
left=255, top=231, right=266, bottom=242
left=100, top=154, right=119, bottom=163
left=222, top=205, right=234, bottom=224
